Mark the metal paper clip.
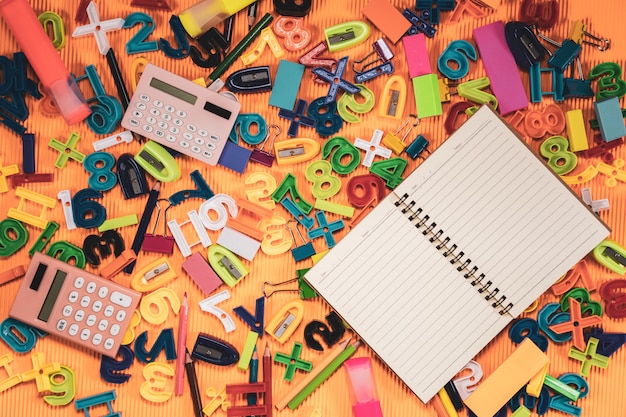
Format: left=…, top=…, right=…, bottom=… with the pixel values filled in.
left=352, top=38, right=394, bottom=74
left=263, top=278, right=300, bottom=297
left=382, top=114, right=420, bottom=155
left=142, top=199, right=175, bottom=254
left=285, top=221, right=315, bottom=262
left=251, top=125, right=280, bottom=167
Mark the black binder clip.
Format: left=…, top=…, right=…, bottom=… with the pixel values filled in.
left=352, top=38, right=395, bottom=83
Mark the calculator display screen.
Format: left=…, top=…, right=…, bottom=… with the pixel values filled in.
left=38, top=270, right=67, bottom=322
left=150, top=77, right=197, bottom=105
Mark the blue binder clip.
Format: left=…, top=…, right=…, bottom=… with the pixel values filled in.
left=286, top=221, right=315, bottom=262
left=548, top=39, right=581, bottom=72
left=312, top=56, right=361, bottom=104
left=402, top=8, right=437, bottom=38
left=405, top=134, right=430, bottom=159
left=564, top=58, right=595, bottom=98
left=278, top=99, right=317, bottom=137
left=233, top=297, right=265, bottom=336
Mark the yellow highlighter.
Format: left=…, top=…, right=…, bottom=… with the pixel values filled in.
left=179, top=0, right=256, bottom=38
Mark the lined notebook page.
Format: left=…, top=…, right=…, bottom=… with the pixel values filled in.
left=305, top=106, right=609, bottom=403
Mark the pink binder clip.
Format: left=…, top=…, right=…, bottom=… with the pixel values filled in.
left=142, top=200, right=175, bottom=254
left=344, top=357, right=384, bottom=417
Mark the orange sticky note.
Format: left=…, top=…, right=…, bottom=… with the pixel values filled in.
left=464, top=339, right=549, bottom=417
left=362, top=0, right=411, bottom=44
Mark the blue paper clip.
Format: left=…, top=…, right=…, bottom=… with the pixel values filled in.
left=159, top=15, right=190, bottom=59
left=226, top=67, right=272, bottom=93
left=312, top=56, right=361, bottom=104
left=402, top=9, right=437, bottom=38
left=278, top=99, right=317, bottom=137
left=281, top=197, right=314, bottom=229
left=233, top=296, right=265, bottom=336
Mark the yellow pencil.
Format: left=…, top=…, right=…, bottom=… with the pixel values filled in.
left=275, top=338, right=351, bottom=410
left=437, top=387, right=459, bottom=417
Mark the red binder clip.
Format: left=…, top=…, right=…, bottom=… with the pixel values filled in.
left=142, top=199, right=175, bottom=254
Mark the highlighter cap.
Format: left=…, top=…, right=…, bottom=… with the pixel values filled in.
left=344, top=357, right=384, bottom=417
left=179, top=0, right=256, bottom=38
left=47, top=77, right=92, bottom=125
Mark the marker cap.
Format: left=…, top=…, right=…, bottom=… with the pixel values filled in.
left=179, top=0, right=256, bottom=38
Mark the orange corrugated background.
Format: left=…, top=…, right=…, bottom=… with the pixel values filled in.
left=1, top=0, right=625, bottom=416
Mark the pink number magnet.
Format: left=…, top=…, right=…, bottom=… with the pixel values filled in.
left=344, top=357, right=384, bottom=417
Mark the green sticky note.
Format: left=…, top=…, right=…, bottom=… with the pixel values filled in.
left=412, top=74, right=443, bottom=118
left=269, top=60, right=305, bottom=110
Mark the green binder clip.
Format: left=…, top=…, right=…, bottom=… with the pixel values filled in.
left=208, top=244, right=248, bottom=287
left=134, top=141, right=181, bottom=183
left=324, top=21, right=370, bottom=52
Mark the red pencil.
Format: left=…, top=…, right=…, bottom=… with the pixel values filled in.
left=263, top=342, right=272, bottom=417
left=175, top=292, right=189, bottom=395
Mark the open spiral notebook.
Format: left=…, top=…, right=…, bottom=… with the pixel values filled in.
left=304, top=105, right=610, bottom=403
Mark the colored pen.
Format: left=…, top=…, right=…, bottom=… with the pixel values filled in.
left=208, top=13, right=273, bottom=82
left=124, top=181, right=161, bottom=273
left=287, top=340, right=360, bottom=410
left=248, top=1, right=258, bottom=30
left=175, top=292, right=189, bottom=395
left=248, top=346, right=258, bottom=415
left=264, top=342, right=273, bottom=417
left=0, top=0, right=90, bottom=125
left=185, top=349, right=204, bottom=417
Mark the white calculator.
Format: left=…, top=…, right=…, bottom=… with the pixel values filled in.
left=10, top=252, right=141, bottom=356
left=121, top=64, right=241, bottom=165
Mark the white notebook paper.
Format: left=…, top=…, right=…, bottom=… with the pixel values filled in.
left=304, top=105, right=610, bottom=403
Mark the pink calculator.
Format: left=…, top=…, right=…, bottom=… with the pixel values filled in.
left=121, top=64, right=241, bottom=165
left=10, top=253, right=141, bottom=356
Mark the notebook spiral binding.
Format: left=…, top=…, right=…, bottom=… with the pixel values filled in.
left=395, top=193, right=514, bottom=315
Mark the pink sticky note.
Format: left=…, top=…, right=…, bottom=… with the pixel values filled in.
left=473, top=21, right=529, bottom=115
left=402, top=34, right=431, bottom=78
left=182, top=252, right=222, bottom=295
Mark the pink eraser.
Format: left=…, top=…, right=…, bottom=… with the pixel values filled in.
left=402, top=34, right=431, bottom=78
left=473, top=21, right=529, bottom=115
left=345, top=357, right=384, bottom=417
left=182, top=252, right=222, bottom=295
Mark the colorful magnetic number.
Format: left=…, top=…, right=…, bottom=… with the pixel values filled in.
left=273, top=0, right=313, bottom=17
left=100, top=345, right=134, bottom=384
left=245, top=172, right=277, bottom=210
left=135, top=329, right=177, bottom=363
left=346, top=174, right=386, bottom=207
left=122, top=12, right=159, bottom=54
left=305, top=160, right=341, bottom=200
left=519, top=0, right=559, bottom=29
left=552, top=260, right=595, bottom=295
left=271, top=173, right=313, bottom=214
left=589, top=62, right=626, bottom=100
left=524, top=103, right=566, bottom=139
left=559, top=288, right=603, bottom=316
left=540, top=136, right=577, bottom=175
left=337, top=84, right=375, bottom=123
left=370, top=157, right=408, bottom=189
left=457, top=77, right=498, bottom=109
left=44, top=366, right=76, bottom=406
left=599, top=279, right=626, bottom=318
left=198, top=194, right=238, bottom=230
left=274, top=17, right=311, bottom=51
left=508, top=318, right=548, bottom=351
left=0, top=218, right=28, bottom=257
left=229, top=113, right=267, bottom=145
left=304, top=311, right=345, bottom=351
left=307, top=97, right=343, bottom=137
left=38, top=11, right=66, bottom=50
left=159, top=15, right=189, bottom=59
left=451, top=360, right=483, bottom=400
left=82, top=229, right=125, bottom=266
left=509, top=386, right=550, bottom=416
left=190, top=28, right=229, bottom=68
left=537, top=302, right=571, bottom=343
left=121, top=310, right=141, bottom=345
left=139, top=288, right=181, bottom=325
left=46, top=241, right=86, bottom=269
left=437, top=40, right=477, bottom=80
left=322, top=136, right=361, bottom=175
left=0, top=318, right=46, bottom=353
left=83, top=152, right=117, bottom=191
left=73, top=65, right=122, bottom=135
left=258, top=216, right=292, bottom=256
left=241, top=27, right=284, bottom=65
left=72, top=188, right=106, bottom=229
left=548, top=373, right=588, bottom=416
left=140, top=362, right=174, bottom=402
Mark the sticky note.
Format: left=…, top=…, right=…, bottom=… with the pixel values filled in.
left=269, top=60, right=305, bottom=110
left=412, top=74, right=442, bottom=118
left=464, top=339, right=549, bottom=417
left=362, top=0, right=411, bottom=44
left=403, top=34, right=431, bottom=78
